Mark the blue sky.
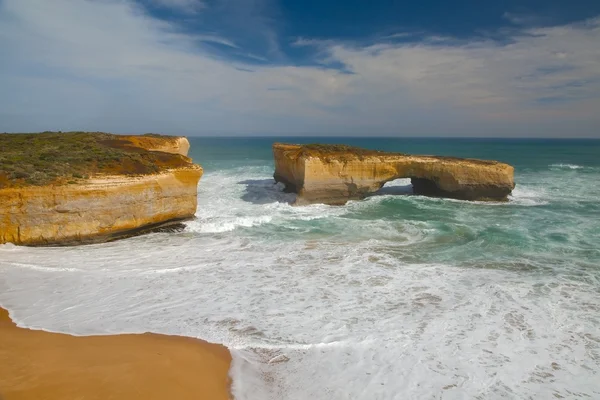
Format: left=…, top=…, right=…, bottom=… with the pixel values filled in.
left=1, top=0, right=599, bottom=137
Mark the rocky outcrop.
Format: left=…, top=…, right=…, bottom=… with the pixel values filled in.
left=119, top=135, right=191, bottom=156
left=273, top=143, right=515, bottom=205
left=0, top=135, right=202, bottom=246
left=0, top=168, right=202, bottom=245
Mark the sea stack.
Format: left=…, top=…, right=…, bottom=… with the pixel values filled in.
left=273, top=143, right=515, bottom=205
left=0, top=132, right=203, bottom=246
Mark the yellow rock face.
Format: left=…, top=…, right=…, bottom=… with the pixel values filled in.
left=273, top=143, right=515, bottom=205
left=0, top=167, right=202, bottom=246
left=0, top=135, right=202, bottom=246
left=121, top=136, right=191, bottom=156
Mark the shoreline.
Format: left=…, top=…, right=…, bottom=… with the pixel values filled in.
left=0, top=307, right=232, bottom=400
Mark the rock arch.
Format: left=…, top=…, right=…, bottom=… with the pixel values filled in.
left=273, top=143, right=515, bottom=205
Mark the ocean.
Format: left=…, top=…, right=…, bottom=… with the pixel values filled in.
left=1, top=137, right=600, bottom=399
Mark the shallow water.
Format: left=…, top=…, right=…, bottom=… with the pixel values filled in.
left=1, top=138, right=600, bottom=399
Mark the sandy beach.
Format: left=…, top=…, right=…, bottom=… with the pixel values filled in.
left=0, top=307, right=232, bottom=400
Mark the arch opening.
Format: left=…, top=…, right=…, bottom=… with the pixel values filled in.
left=373, top=178, right=413, bottom=197
left=372, top=177, right=454, bottom=199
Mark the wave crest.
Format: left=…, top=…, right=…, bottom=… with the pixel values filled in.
left=550, top=163, right=584, bottom=170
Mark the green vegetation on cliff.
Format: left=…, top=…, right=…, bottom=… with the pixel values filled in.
left=0, top=132, right=190, bottom=188
left=282, top=143, right=499, bottom=165
left=303, top=143, right=394, bottom=156
left=286, top=143, right=404, bottom=161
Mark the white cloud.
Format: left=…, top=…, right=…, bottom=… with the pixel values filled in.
left=327, top=18, right=600, bottom=112
left=0, top=0, right=599, bottom=137
left=196, top=34, right=238, bottom=48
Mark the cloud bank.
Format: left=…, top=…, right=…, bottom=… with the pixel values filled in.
left=0, top=0, right=599, bottom=137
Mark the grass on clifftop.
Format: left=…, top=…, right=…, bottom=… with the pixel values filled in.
left=303, top=143, right=390, bottom=155
left=297, top=143, right=405, bottom=161
left=0, top=132, right=191, bottom=189
left=279, top=143, right=499, bottom=165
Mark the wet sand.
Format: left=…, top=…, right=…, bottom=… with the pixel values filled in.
left=0, top=307, right=232, bottom=400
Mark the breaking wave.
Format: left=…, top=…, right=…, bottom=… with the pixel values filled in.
left=550, top=163, right=584, bottom=170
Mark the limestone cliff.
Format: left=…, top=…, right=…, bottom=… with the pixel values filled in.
left=117, top=135, right=191, bottom=156
left=0, top=133, right=202, bottom=246
left=273, top=143, right=515, bottom=205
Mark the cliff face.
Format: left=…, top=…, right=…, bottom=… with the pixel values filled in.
left=0, top=167, right=202, bottom=246
left=119, top=136, right=191, bottom=156
left=273, top=143, right=515, bottom=205
left=0, top=134, right=202, bottom=246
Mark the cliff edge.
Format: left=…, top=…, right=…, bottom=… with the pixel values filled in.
left=273, top=143, right=515, bottom=205
left=0, top=132, right=202, bottom=246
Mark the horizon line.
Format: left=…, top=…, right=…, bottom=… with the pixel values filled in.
left=2, top=132, right=599, bottom=140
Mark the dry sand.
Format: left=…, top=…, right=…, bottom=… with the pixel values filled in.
left=0, top=307, right=232, bottom=400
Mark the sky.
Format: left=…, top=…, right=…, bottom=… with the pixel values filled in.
left=0, top=0, right=599, bottom=137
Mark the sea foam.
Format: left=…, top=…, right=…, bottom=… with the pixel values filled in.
left=1, top=164, right=599, bottom=399
left=550, top=163, right=584, bottom=169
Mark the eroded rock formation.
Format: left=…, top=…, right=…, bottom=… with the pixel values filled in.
left=273, top=143, right=515, bottom=205
left=114, top=135, right=191, bottom=156
left=0, top=134, right=202, bottom=246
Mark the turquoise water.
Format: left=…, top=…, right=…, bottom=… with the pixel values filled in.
left=1, top=137, right=599, bottom=399
left=190, top=137, right=600, bottom=270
